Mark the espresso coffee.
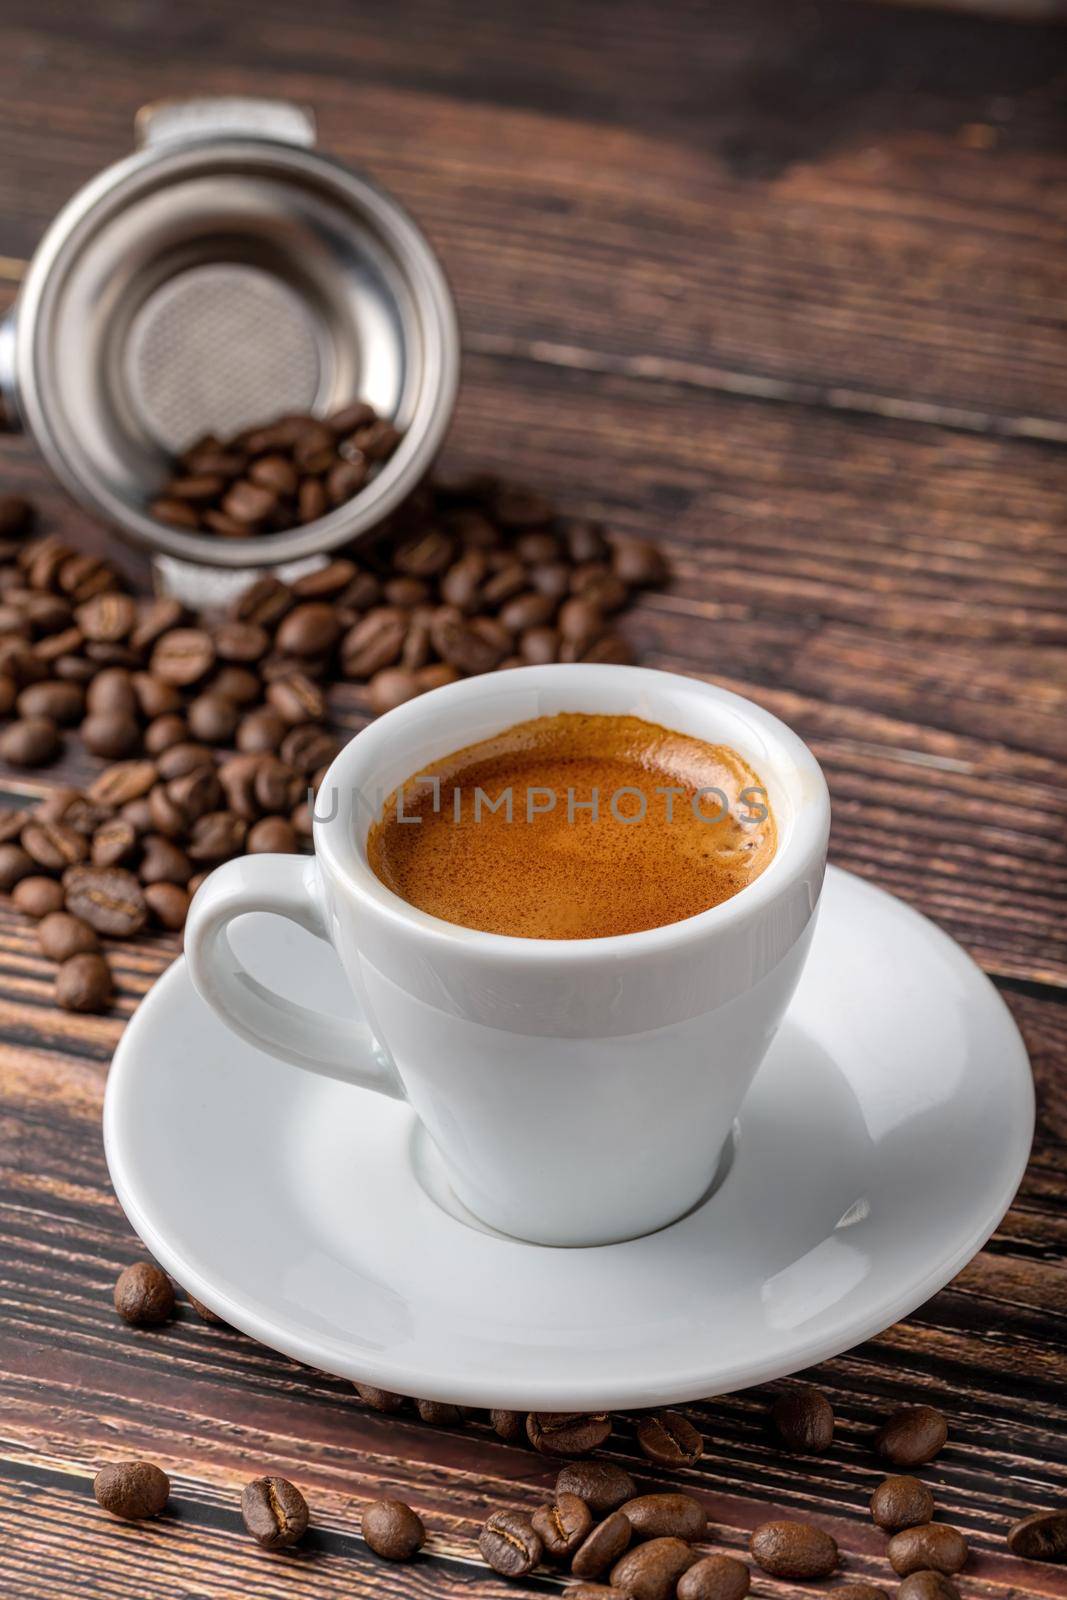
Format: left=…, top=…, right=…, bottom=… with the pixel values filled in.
left=367, top=712, right=776, bottom=938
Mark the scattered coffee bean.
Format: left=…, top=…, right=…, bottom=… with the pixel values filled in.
left=241, top=1476, right=310, bottom=1549
left=12, top=875, right=65, bottom=918
left=876, top=1406, right=948, bottom=1467
left=1007, top=1508, right=1067, bottom=1561
left=887, top=1524, right=968, bottom=1577
left=64, top=865, right=147, bottom=936
left=479, top=1509, right=542, bottom=1576
left=610, top=1536, right=696, bottom=1600
left=870, top=1475, right=935, bottom=1532
left=635, top=1410, right=703, bottom=1467
left=572, top=1510, right=633, bottom=1579
left=38, top=912, right=99, bottom=962
left=113, top=1261, right=175, bottom=1326
left=55, top=951, right=112, bottom=1012
left=555, top=1461, right=636, bottom=1517
left=414, top=1399, right=465, bottom=1425
left=532, top=1493, right=593, bottom=1560
left=749, top=1520, right=838, bottom=1580
left=676, top=1554, right=751, bottom=1600
left=0, top=716, right=59, bottom=765
left=186, top=1293, right=225, bottom=1325
left=144, top=881, right=190, bottom=931
left=620, top=1493, right=706, bottom=1543
left=896, top=1576, right=960, bottom=1600
left=527, top=1411, right=612, bottom=1456
left=772, top=1385, right=834, bottom=1452
left=362, top=1497, right=426, bottom=1560
left=0, top=842, right=33, bottom=890
left=354, top=1383, right=406, bottom=1413
left=94, top=1460, right=170, bottom=1521
left=490, top=1408, right=524, bottom=1442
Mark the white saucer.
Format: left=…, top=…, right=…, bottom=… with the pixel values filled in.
left=104, top=866, right=1033, bottom=1411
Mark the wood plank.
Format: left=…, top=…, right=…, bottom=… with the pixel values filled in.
left=1, top=1, right=1067, bottom=431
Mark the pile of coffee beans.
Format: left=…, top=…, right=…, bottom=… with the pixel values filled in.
left=101, top=1260, right=1066, bottom=1589
left=0, top=481, right=668, bottom=1010
left=151, top=404, right=403, bottom=538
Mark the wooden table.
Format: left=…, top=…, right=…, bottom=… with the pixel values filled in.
left=1, top=2, right=1065, bottom=1596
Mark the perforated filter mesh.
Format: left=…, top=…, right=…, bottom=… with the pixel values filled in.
left=126, top=264, right=323, bottom=452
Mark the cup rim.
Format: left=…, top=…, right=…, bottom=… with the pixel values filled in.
left=313, top=664, right=830, bottom=964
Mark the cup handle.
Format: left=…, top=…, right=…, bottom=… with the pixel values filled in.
left=185, top=853, right=405, bottom=1100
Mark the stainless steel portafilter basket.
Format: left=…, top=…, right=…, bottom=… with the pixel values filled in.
left=0, top=98, right=460, bottom=587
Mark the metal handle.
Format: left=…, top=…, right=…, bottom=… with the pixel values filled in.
left=0, top=314, right=19, bottom=433
left=135, top=97, right=317, bottom=151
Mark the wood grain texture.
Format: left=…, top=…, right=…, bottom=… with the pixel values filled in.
left=0, top=0, right=1065, bottom=1597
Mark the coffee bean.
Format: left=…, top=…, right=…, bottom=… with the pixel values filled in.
left=187, top=693, right=240, bottom=745
left=114, top=1260, right=175, bottom=1325
left=0, top=715, right=59, bottom=765
left=896, top=1576, right=960, bottom=1600
left=144, top=713, right=188, bottom=755
left=248, top=817, right=298, bottom=854
left=416, top=663, right=459, bottom=692
left=187, top=811, right=247, bottom=862
left=298, top=478, right=328, bottom=523
left=395, top=528, right=455, bottom=578
left=250, top=454, right=299, bottom=497
left=362, top=1498, right=425, bottom=1561
left=141, top=835, right=193, bottom=886
left=150, top=628, right=215, bottom=687
left=772, top=1386, right=834, bottom=1453
left=132, top=672, right=181, bottom=720
left=266, top=674, right=326, bottom=724
left=12, top=875, right=65, bottom=918
left=277, top=602, right=342, bottom=657
left=676, top=1555, right=751, bottom=1600
left=76, top=592, right=137, bottom=643
left=341, top=608, right=407, bottom=677
left=441, top=551, right=487, bottom=610
left=532, top=1493, right=593, bottom=1560
left=252, top=757, right=300, bottom=814
left=328, top=457, right=369, bottom=503
left=414, top=1399, right=465, bottom=1425
left=145, top=881, right=190, bottom=930
left=81, top=712, right=141, bottom=759
left=1007, top=1508, right=1067, bottom=1561
left=0, top=495, right=33, bottom=538
left=354, top=1383, right=406, bottom=1413
left=870, top=1475, right=935, bottom=1532
left=620, top=1493, right=706, bottom=1542
left=876, top=1406, right=948, bottom=1467
left=431, top=609, right=506, bottom=674
left=527, top=1412, right=612, bottom=1457
left=749, top=1520, right=838, bottom=1580
left=293, top=422, right=336, bottom=473
left=64, top=865, right=147, bottom=937
left=887, top=1524, right=968, bottom=1577
left=237, top=708, right=288, bottom=753
left=572, top=1511, right=633, bottom=1578
left=612, top=539, right=668, bottom=587
left=152, top=497, right=200, bottom=528
left=16, top=679, right=85, bottom=724
left=156, top=742, right=214, bottom=781
left=223, top=481, right=278, bottom=527
left=280, top=725, right=337, bottom=777
left=94, top=1460, right=170, bottom=1521
left=558, top=596, right=604, bottom=648
left=241, top=1476, right=309, bottom=1549
left=635, top=1410, right=703, bottom=1467
left=610, top=1536, right=696, bottom=1600
left=130, top=598, right=184, bottom=653
left=22, top=819, right=88, bottom=871
left=829, top=1587, right=890, bottom=1600
left=38, top=912, right=99, bottom=962
left=88, top=761, right=158, bottom=807
left=351, top=419, right=400, bottom=460
left=556, top=1462, right=636, bottom=1517
left=368, top=667, right=420, bottom=713
left=0, top=842, right=33, bottom=890
left=479, top=1510, right=542, bottom=1577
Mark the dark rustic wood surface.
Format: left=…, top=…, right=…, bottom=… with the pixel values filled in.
left=0, top=1, right=1065, bottom=1597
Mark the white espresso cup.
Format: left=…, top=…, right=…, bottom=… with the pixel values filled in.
left=185, top=664, right=830, bottom=1246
